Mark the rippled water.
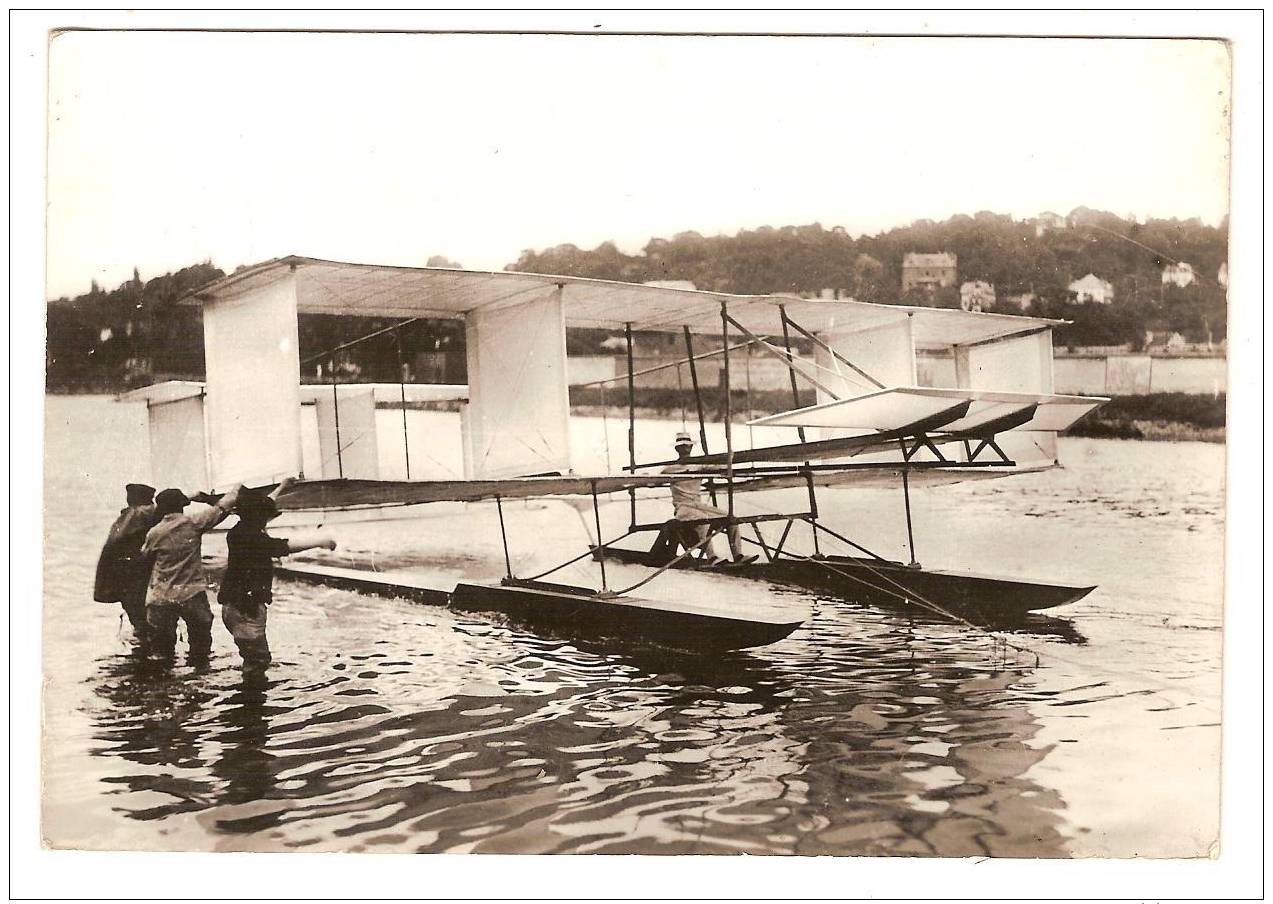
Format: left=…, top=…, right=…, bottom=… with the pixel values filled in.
left=42, top=396, right=1224, bottom=856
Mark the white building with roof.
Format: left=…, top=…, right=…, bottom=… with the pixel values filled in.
left=1068, top=274, right=1115, bottom=305
left=1161, top=262, right=1196, bottom=288
left=1033, top=211, right=1069, bottom=237
left=959, top=280, right=996, bottom=312
left=901, top=252, right=957, bottom=292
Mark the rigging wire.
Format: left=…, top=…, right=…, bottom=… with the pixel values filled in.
left=728, top=495, right=1219, bottom=712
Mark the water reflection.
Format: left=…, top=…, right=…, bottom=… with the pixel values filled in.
left=79, top=595, right=1074, bottom=855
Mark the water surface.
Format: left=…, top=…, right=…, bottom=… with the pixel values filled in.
left=42, top=396, right=1223, bottom=856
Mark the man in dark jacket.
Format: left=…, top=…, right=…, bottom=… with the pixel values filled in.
left=219, top=479, right=335, bottom=670
left=94, top=483, right=160, bottom=646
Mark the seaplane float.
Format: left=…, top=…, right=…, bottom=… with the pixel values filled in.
left=119, top=256, right=1107, bottom=652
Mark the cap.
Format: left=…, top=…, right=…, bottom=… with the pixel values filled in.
left=235, top=489, right=280, bottom=522
left=673, top=431, right=694, bottom=448
left=155, top=488, right=190, bottom=513
left=125, top=483, right=156, bottom=504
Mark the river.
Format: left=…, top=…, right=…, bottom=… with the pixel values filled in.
left=41, top=395, right=1224, bottom=856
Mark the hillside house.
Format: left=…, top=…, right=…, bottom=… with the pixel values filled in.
left=901, top=252, right=957, bottom=293
left=1068, top=274, right=1115, bottom=305
left=1161, top=262, right=1196, bottom=288
left=1033, top=211, right=1069, bottom=237
left=959, top=280, right=996, bottom=312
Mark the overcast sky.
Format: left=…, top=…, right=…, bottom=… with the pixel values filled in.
left=45, top=32, right=1231, bottom=299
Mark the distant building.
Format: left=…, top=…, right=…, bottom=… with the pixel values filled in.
left=1068, top=273, right=1115, bottom=305
left=1002, top=291, right=1037, bottom=310
left=1033, top=211, right=1069, bottom=237
left=959, top=280, right=996, bottom=312
left=901, top=252, right=957, bottom=293
left=1218, top=262, right=1228, bottom=289
left=1161, top=262, right=1196, bottom=288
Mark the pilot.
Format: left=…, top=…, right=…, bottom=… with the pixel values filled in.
left=660, top=432, right=754, bottom=566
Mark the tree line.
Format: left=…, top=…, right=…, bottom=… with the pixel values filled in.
left=509, top=208, right=1228, bottom=349
left=45, top=208, right=1228, bottom=391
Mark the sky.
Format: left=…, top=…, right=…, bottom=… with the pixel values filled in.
left=45, top=32, right=1231, bottom=299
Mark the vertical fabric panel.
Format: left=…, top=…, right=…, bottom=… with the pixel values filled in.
left=814, top=316, right=917, bottom=402
left=299, top=403, right=322, bottom=478
left=464, top=290, right=571, bottom=479
left=147, top=394, right=209, bottom=493
left=955, top=331, right=1058, bottom=464
left=314, top=389, right=381, bottom=479
left=202, top=273, right=303, bottom=487
left=812, top=316, right=915, bottom=440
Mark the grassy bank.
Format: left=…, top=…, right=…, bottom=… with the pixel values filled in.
left=1065, top=393, right=1226, bottom=442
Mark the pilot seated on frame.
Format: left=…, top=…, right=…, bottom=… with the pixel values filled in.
left=656, top=431, right=753, bottom=567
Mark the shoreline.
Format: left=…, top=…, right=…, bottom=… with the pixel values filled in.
left=45, top=389, right=1227, bottom=443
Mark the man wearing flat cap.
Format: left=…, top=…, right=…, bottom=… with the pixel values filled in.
left=140, top=483, right=242, bottom=664
left=93, top=483, right=160, bottom=645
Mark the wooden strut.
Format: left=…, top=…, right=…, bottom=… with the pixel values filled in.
left=682, top=326, right=710, bottom=454
left=720, top=303, right=735, bottom=523
left=330, top=368, right=344, bottom=478
left=779, top=305, right=818, bottom=555
left=590, top=481, right=608, bottom=591
left=391, top=328, right=411, bottom=479
left=781, top=312, right=887, bottom=390
left=898, top=440, right=918, bottom=567
left=625, top=322, right=637, bottom=530
left=495, top=495, right=513, bottom=579
left=682, top=326, right=716, bottom=506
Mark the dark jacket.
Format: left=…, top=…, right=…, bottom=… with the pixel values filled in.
left=93, top=504, right=159, bottom=603
left=219, top=522, right=291, bottom=616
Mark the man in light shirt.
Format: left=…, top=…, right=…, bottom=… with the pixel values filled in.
left=140, top=484, right=242, bottom=664
left=660, top=432, right=754, bottom=566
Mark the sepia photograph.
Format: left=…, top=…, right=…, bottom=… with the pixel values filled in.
left=14, top=10, right=1262, bottom=899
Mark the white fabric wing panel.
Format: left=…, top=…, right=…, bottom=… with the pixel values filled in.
left=202, top=273, right=303, bottom=487
left=314, top=389, right=381, bottom=479
left=463, top=290, right=572, bottom=479
left=748, top=386, right=1103, bottom=434
left=147, top=394, right=209, bottom=493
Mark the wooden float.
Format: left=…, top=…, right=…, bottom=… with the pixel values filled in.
left=592, top=546, right=1094, bottom=620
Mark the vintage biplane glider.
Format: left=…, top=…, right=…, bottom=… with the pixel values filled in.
left=123, top=255, right=1106, bottom=650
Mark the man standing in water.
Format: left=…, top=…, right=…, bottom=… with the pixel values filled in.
left=141, top=484, right=242, bottom=664
left=661, top=432, right=756, bottom=566
left=93, top=483, right=160, bottom=646
left=219, top=479, right=336, bottom=671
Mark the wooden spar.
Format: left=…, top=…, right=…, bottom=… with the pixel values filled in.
left=721, top=303, right=735, bottom=521
left=721, top=313, right=841, bottom=401
left=625, top=322, right=637, bottom=529
left=495, top=495, right=513, bottom=579
left=590, top=480, right=607, bottom=591
left=781, top=313, right=887, bottom=390
left=392, top=328, right=411, bottom=479
left=779, top=305, right=819, bottom=554
left=682, top=326, right=710, bottom=455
